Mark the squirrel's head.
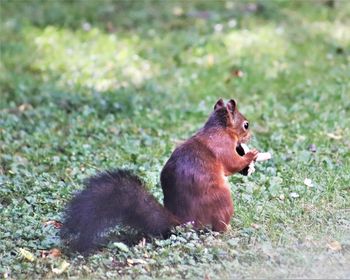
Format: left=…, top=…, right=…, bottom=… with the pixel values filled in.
left=204, top=98, right=251, bottom=143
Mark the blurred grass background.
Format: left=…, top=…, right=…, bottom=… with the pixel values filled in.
left=0, top=0, right=349, bottom=278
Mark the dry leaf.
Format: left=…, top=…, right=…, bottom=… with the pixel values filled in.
left=327, top=133, right=342, bottom=140
left=18, top=248, right=35, bottom=262
left=127, top=258, right=147, bottom=266
left=327, top=240, right=342, bottom=252
left=112, top=242, right=129, bottom=252
left=18, top=103, right=33, bottom=112
left=52, top=260, right=70, bottom=274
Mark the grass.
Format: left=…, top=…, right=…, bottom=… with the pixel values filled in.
left=1, top=0, right=350, bottom=278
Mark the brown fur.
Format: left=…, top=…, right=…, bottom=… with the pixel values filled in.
left=161, top=99, right=258, bottom=231
left=61, top=98, right=258, bottom=253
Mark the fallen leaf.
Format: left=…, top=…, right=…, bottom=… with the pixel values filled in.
left=327, top=240, right=342, bottom=252
left=18, top=248, right=35, bottom=262
left=327, top=133, right=342, bottom=140
left=112, top=242, right=129, bottom=252
left=129, top=258, right=147, bottom=265
left=18, top=103, right=33, bottom=112
left=52, top=260, right=70, bottom=274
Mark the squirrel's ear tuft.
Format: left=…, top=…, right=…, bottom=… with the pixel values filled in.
left=226, top=99, right=237, bottom=115
left=214, top=99, right=225, bottom=111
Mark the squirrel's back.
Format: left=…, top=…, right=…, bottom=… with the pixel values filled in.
left=160, top=131, right=233, bottom=229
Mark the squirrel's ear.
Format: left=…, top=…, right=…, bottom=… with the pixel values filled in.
left=214, top=99, right=225, bottom=111
left=226, top=99, right=237, bottom=115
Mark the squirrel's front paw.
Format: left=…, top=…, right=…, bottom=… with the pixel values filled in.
left=244, top=149, right=259, bottom=162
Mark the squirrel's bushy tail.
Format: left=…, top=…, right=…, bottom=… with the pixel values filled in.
left=60, top=169, right=179, bottom=253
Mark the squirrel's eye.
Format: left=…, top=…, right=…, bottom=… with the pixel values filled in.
left=243, top=121, right=249, bottom=130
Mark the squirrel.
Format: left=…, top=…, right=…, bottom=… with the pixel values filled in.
left=60, top=99, right=259, bottom=253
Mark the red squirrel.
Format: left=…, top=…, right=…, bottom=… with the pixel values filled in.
left=61, top=99, right=258, bottom=253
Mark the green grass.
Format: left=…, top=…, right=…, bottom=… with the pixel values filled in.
left=1, top=0, right=350, bottom=278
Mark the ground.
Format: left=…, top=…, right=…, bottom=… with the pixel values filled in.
left=0, top=0, right=349, bottom=278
